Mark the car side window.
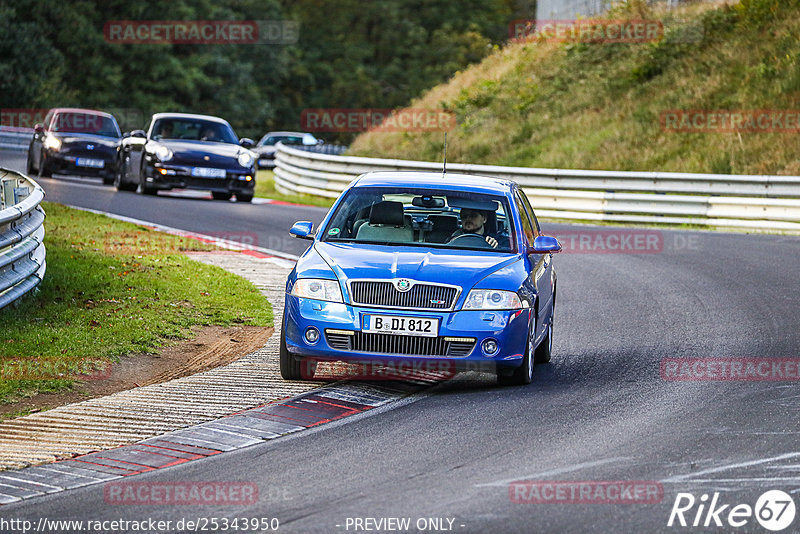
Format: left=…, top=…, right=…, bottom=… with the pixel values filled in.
left=519, top=190, right=542, bottom=235
left=514, top=193, right=536, bottom=247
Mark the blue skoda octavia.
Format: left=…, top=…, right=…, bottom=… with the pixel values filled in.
left=282, top=171, right=561, bottom=385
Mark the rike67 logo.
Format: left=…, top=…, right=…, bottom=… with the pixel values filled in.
left=668, top=490, right=796, bottom=531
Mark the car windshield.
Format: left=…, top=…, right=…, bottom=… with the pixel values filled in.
left=260, top=135, right=305, bottom=146
left=51, top=112, right=121, bottom=137
left=151, top=118, right=238, bottom=144
left=322, top=187, right=515, bottom=252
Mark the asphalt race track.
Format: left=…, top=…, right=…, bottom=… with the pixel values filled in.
left=2, top=148, right=800, bottom=533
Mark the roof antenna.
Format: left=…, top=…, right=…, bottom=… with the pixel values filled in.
left=442, top=132, right=447, bottom=177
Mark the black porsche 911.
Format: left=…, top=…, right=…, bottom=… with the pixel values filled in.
left=114, top=112, right=257, bottom=202
left=27, top=108, right=122, bottom=184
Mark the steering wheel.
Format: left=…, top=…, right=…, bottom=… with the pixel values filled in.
left=447, top=233, right=493, bottom=248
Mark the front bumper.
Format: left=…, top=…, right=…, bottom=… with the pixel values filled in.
left=143, top=162, right=256, bottom=193
left=284, top=295, right=531, bottom=370
left=46, top=151, right=115, bottom=178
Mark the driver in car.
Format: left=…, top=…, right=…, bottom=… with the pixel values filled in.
left=449, top=208, right=510, bottom=249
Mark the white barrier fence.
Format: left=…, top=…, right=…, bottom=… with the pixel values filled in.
left=274, top=144, right=800, bottom=231
left=0, top=168, right=46, bottom=310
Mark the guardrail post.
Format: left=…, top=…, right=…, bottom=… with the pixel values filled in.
left=1, top=178, right=13, bottom=210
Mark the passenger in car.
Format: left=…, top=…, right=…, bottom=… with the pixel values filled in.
left=449, top=208, right=510, bottom=249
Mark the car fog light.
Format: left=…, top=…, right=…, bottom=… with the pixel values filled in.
left=482, top=339, right=498, bottom=356
left=305, top=327, right=320, bottom=344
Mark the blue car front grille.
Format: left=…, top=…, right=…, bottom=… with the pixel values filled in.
left=349, top=281, right=459, bottom=310
left=325, top=330, right=474, bottom=357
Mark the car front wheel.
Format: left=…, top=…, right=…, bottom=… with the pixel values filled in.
left=26, top=149, right=36, bottom=175
left=236, top=192, right=253, bottom=203
left=38, top=151, right=52, bottom=178
left=138, top=163, right=158, bottom=195
left=498, top=319, right=535, bottom=386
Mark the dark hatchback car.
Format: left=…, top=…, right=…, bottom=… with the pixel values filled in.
left=114, top=113, right=257, bottom=202
left=27, top=108, right=122, bottom=184
left=254, top=131, right=321, bottom=169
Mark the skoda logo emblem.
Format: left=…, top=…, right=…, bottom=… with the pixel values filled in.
left=395, top=279, right=412, bottom=292
left=86, top=144, right=94, bottom=150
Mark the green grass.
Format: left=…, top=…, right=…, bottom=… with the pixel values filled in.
left=0, top=202, right=272, bottom=405
left=349, top=0, right=800, bottom=176
left=255, top=170, right=335, bottom=208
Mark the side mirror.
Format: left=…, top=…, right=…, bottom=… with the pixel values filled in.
left=34, top=123, right=45, bottom=134
left=239, top=138, right=255, bottom=149
left=290, top=221, right=314, bottom=240
left=530, top=235, right=562, bottom=254
left=131, top=130, right=146, bottom=139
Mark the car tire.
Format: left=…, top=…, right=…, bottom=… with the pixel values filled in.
left=236, top=192, right=253, bottom=203
left=279, top=318, right=317, bottom=380
left=138, top=163, right=158, bottom=195
left=38, top=151, right=52, bottom=178
left=114, top=160, right=137, bottom=192
left=498, top=318, right=535, bottom=386
left=212, top=192, right=232, bottom=201
left=534, top=318, right=553, bottom=364
left=26, top=149, right=36, bottom=176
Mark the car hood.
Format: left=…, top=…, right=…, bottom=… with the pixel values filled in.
left=159, top=140, right=245, bottom=159
left=57, top=134, right=119, bottom=149
left=254, top=146, right=276, bottom=156
left=153, top=140, right=252, bottom=167
left=311, top=242, right=520, bottom=293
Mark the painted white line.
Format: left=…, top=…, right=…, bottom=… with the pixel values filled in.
left=662, top=452, right=800, bottom=482
left=63, top=205, right=300, bottom=264
left=474, top=457, right=630, bottom=488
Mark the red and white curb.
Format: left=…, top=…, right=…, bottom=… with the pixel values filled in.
left=0, top=382, right=421, bottom=505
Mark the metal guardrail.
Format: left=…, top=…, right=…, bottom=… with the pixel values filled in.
left=0, top=128, right=32, bottom=152
left=0, top=168, right=46, bottom=310
left=274, top=144, right=800, bottom=231
left=291, top=143, right=349, bottom=156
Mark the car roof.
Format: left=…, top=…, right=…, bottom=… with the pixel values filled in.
left=49, top=108, right=116, bottom=119
left=352, top=171, right=515, bottom=194
left=262, top=131, right=311, bottom=137
left=151, top=112, right=230, bottom=125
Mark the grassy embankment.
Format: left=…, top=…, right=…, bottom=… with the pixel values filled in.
left=0, top=202, right=272, bottom=409
left=349, top=0, right=800, bottom=176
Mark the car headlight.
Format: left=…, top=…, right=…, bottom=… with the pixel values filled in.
left=463, top=289, right=524, bottom=310
left=44, top=135, right=61, bottom=152
left=237, top=152, right=254, bottom=168
left=291, top=278, right=343, bottom=303
left=154, top=145, right=173, bottom=162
